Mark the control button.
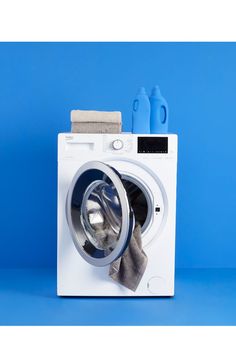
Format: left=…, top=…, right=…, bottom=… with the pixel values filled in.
left=112, top=139, right=124, bottom=150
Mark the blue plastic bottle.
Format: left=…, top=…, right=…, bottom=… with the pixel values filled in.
left=150, top=85, right=169, bottom=134
left=132, top=87, right=150, bottom=134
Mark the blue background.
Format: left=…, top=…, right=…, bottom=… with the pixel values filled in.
left=0, top=43, right=236, bottom=325
left=1, top=42, right=236, bottom=268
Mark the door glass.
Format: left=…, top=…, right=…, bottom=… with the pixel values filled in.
left=70, top=168, right=125, bottom=259
left=81, top=180, right=122, bottom=252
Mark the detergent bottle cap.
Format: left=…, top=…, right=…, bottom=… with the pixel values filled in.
left=137, top=87, right=147, bottom=96
left=151, top=85, right=162, bottom=98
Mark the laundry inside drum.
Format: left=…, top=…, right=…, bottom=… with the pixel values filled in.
left=122, top=179, right=150, bottom=232
left=81, top=180, right=122, bottom=251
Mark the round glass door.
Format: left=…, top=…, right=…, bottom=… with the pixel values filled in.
left=66, top=161, right=134, bottom=266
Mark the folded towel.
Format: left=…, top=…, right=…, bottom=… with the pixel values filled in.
left=71, top=110, right=121, bottom=123
left=71, top=110, right=122, bottom=133
left=71, top=122, right=121, bottom=134
left=109, top=223, right=148, bottom=292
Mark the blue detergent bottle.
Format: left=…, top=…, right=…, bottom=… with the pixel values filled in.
left=150, top=85, right=169, bottom=134
left=132, top=87, right=150, bottom=134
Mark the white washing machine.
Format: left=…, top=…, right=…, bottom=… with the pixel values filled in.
left=57, top=133, right=178, bottom=296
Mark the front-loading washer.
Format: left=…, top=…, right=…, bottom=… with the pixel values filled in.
left=57, top=133, right=178, bottom=296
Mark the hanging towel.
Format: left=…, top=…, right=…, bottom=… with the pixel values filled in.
left=71, top=110, right=121, bottom=133
left=109, top=223, right=148, bottom=292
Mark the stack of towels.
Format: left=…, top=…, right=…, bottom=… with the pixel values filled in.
left=71, top=110, right=122, bottom=134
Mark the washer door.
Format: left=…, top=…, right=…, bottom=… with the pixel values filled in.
left=66, top=161, right=134, bottom=266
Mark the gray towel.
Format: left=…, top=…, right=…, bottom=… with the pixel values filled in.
left=109, top=223, right=148, bottom=292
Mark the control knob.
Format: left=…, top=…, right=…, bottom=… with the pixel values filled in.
left=112, top=139, right=124, bottom=150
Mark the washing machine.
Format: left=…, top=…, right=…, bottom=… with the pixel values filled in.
left=57, top=133, right=178, bottom=296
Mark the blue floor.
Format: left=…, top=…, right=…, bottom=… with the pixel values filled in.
left=0, top=268, right=236, bottom=325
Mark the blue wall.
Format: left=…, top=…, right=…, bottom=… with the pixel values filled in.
left=0, top=42, right=236, bottom=268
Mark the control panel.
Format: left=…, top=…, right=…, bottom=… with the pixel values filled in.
left=102, top=134, right=176, bottom=157
left=59, top=134, right=176, bottom=160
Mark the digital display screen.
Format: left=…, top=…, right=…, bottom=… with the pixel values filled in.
left=138, top=137, right=168, bottom=153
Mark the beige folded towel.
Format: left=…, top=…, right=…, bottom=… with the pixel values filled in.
left=71, top=110, right=121, bottom=123
left=71, top=110, right=122, bottom=133
left=71, top=122, right=121, bottom=134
